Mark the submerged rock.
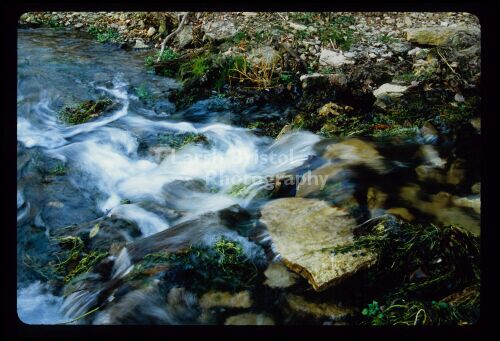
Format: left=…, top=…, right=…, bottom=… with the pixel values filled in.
left=199, top=291, right=252, bottom=309
left=224, top=313, right=275, bottom=325
left=260, top=198, right=377, bottom=291
left=285, top=294, right=355, bottom=320
left=263, top=262, right=299, bottom=288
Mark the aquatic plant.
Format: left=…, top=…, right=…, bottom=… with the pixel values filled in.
left=59, top=98, right=113, bottom=125
left=162, top=237, right=261, bottom=293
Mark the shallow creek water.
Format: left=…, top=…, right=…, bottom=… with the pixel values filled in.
left=17, top=28, right=480, bottom=324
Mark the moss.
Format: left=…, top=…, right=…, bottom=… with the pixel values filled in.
left=162, top=236, right=262, bottom=293
left=134, top=84, right=152, bottom=101
left=49, top=163, right=66, bottom=176
left=157, top=132, right=209, bottom=149
left=59, top=98, right=113, bottom=125
left=226, top=183, right=248, bottom=198
left=64, top=250, right=108, bottom=284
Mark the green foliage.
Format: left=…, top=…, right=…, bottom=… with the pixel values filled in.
left=64, top=250, right=108, bottom=284
left=232, top=31, right=249, bottom=44
left=87, top=26, right=120, bottom=43
left=45, top=18, right=64, bottom=29
left=145, top=48, right=179, bottom=67
left=59, top=98, right=113, bottom=125
left=178, top=54, right=210, bottom=80
left=134, top=84, right=152, bottom=100
left=318, top=15, right=357, bottom=50
left=226, top=183, right=248, bottom=198
left=50, top=163, right=66, bottom=176
left=378, top=33, right=399, bottom=45
left=120, top=198, right=131, bottom=205
left=163, top=237, right=261, bottom=293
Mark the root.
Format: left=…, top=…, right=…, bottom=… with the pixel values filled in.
left=157, top=12, right=190, bottom=63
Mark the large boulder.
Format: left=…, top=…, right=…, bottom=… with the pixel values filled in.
left=405, top=26, right=480, bottom=47
left=260, top=198, right=377, bottom=291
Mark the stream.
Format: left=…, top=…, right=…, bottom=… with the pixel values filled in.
left=16, top=28, right=480, bottom=325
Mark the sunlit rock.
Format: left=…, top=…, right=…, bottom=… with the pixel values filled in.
left=260, top=198, right=377, bottom=291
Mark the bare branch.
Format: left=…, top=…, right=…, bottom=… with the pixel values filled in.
left=156, top=12, right=190, bottom=62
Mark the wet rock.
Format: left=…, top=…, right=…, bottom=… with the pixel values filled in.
left=321, top=138, right=386, bottom=173
left=199, top=291, right=252, bottom=309
left=177, top=25, right=193, bottom=49
left=285, top=294, right=355, bottom=320
left=319, top=49, right=354, bottom=67
left=471, top=182, right=480, bottom=195
left=299, top=73, right=348, bottom=91
left=452, top=196, right=480, bottom=214
left=260, top=198, right=377, bottom=291
left=446, top=158, right=466, bottom=186
left=386, top=207, right=415, bottom=221
left=399, top=185, right=480, bottom=235
left=202, top=20, right=237, bottom=40
left=51, top=216, right=142, bottom=252
left=134, top=39, right=149, bottom=49
left=247, top=46, right=280, bottom=66
left=405, top=26, right=480, bottom=47
left=263, top=262, right=299, bottom=288
left=367, top=187, right=388, bottom=213
left=224, top=313, right=275, bottom=325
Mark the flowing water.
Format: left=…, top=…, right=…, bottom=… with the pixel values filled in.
left=17, top=28, right=480, bottom=324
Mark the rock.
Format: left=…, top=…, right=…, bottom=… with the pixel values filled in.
left=373, top=83, right=409, bottom=99
left=242, top=12, right=258, bottom=17
left=299, top=73, right=348, bottom=91
left=415, top=165, right=446, bottom=183
left=51, top=216, right=142, bottom=252
left=177, top=25, right=193, bottom=49
left=367, top=187, right=388, bottom=213
left=452, top=196, right=480, bottom=214
left=263, top=262, right=299, bottom=288
left=285, top=294, right=355, bottom=320
left=134, top=39, right=149, bottom=49
left=399, top=185, right=480, bottom=235
left=199, top=291, right=252, bottom=309
left=247, top=46, right=280, bottom=66
left=386, top=207, right=415, bottom=221
left=470, top=117, right=480, bottom=134
left=471, top=182, right=480, bottom=195
left=149, top=146, right=175, bottom=163
left=419, top=145, right=446, bottom=168
left=158, top=20, right=167, bottom=34
left=321, top=138, right=386, bottom=173
left=260, top=198, right=377, bottom=291
left=202, top=20, right=237, bottom=40
left=446, top=159, right=466, bottom=186
left=319, top=49, right=354, bottom=67
left=74, top=23, right=84, bottom=29
left=147, top=27, right=156, bottom=37
left=420, top=122, right=439, bottom=143
left=405, top=26, right=480, bottom=47
left=289, top=22, right=308, bottom=31
left=224, top=313, right=275, bottom=325
left=454, top=93, right=465, bottom=102
left=318, top=102, right=353, bottom=117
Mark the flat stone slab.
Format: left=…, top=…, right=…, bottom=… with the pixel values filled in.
left=260, top=198, right=377, bottom=291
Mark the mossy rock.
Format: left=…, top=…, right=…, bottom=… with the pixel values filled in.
left=59, top=98, right=114, bottom=125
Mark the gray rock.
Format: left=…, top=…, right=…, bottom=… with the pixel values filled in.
left=134, top=39, right=149, bottom=49
left=147, top=26, right=156, bottom=37
left=224, top=313, right=274, bottom=325
left=319, top=49, right=354, bottom=67
left=202, top=20, right=238, bottom=40
left=247, top=46, right=280, bottom=66
left=177, top=25, right=193, bottom=49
